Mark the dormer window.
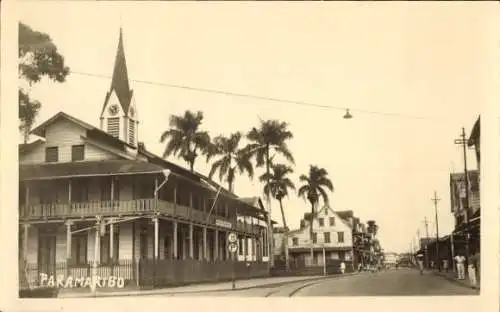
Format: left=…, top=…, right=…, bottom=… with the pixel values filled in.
left=45, top=147, right=58, bottom=163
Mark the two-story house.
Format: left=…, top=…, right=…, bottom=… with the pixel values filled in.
left=18, top=28, right=272, bottom=289
left=449, top=170, right=480, bottom=255
left=286, top=205, right=354, bottom=267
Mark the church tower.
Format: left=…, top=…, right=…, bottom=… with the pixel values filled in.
left=100, top=28, right=138, bottom=147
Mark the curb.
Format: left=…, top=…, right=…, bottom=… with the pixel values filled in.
left=432, top=272, right=480, bottom=291
left=59, top=272, right=360, bottom=298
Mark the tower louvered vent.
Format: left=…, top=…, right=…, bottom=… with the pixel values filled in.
left=128, top=120, right=135, bottom=144
left=107, top=117, right=120, bottom=138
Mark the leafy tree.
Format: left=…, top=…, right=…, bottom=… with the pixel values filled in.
left=160, top=110, right=211, bottom=172
left=245, top=119, right=295, bottom=267
left=206, top=131, right=254, bottom=193
left=260, top=163, right=295, bottom=270
left=19, top=22, right=70, bottom=143
left=297, top=165, right=334, bottom=259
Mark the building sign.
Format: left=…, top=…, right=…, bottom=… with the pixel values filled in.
left=39, top=273, right=125, bottom=288
left=215, top=219, right=232, bottom=229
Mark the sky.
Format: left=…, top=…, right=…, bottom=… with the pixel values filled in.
left=18, top=2, right=486, bottom=253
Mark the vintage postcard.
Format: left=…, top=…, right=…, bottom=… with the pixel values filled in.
left=2, top=1, right=499, bottom=311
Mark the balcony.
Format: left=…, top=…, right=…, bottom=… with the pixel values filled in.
left=19, top=199, right=260, bottom=235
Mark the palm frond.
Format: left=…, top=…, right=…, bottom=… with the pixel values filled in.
left=297, top=185, right=310, bottom=200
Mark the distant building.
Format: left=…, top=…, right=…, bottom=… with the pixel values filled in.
left=383, top=252, right=399, bottom=266
left=285, top=205, right=354, bottom=267
left=449, top=170, right=480, bottom=230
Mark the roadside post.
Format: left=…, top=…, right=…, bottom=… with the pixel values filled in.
left=228, top=232, right=238, bottom=290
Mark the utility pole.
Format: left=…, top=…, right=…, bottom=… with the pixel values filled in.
left=424, top=217, right=429, bottom=269
left=432, top=191, right=441, bottom=271
left=454, top=127, right=471, bottom=259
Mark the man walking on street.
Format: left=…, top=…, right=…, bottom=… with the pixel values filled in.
left=340, top=261, right=346, bottom=274
left=454, top=253, right=466, bottom=280
left=416, top=253, right=424, bottom=275
left=443, top=259, right=449, bottom=273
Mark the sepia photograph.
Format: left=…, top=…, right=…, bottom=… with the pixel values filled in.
left=12, top=1, right=493, bottom=302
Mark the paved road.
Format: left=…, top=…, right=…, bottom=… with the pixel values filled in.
left=292, top=268, right=478, bottom=296
left=159, top=268, right=477, bottom=297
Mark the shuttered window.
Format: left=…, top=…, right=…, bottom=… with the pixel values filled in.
left=107, top=117, right=120, bottom=138
left=324, top=232, right=331, bottom=243
left=71, top=145, right=85, bottom=161
left=338, top=232, right=344, bottom=243
left=45, top=147, right=58, bottom=163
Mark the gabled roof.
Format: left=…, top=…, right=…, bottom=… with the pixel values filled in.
left=20, top=159, right=164, bottom=181
left=290, top=205, right=353, bottom=235
left=29, top=111, right=136, bottom=151
left=19, top=139, right=44, bottom=154
left=240, top=197, right=265, bottom=210
left=101, top=28, right=134, bottom=116
left=336, top=210, right=354, bottom=221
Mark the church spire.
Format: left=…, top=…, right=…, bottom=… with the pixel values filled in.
left=100, top=27, right=138, bottom=147
left=109, top=27, right=133, bottom=114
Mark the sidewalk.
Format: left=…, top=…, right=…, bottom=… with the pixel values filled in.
left=58, top=273, right=358, bottom=298
left=431, top=270, right=480, bottom=291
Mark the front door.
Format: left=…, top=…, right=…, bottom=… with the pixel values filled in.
left=38, top=235, right=56, bottom=278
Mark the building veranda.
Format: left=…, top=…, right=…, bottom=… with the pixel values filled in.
left=18, top=28, right=274, bottom=291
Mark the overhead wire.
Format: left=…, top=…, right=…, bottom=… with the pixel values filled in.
left=70, top=70, right=436, bottom=120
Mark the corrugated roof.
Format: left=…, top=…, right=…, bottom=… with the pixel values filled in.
left=20, top=160, right=164, bottom=181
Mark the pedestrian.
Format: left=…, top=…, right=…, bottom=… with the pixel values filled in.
left=416, top=253, right=424, bottom=275
left=443, top=259, right=449, bottom=273
left=468, top=253, right=477, bottom=287
left=430, top=260, right=434, bottom=270
left=454, top=253, right=466, bottom=280
left=340, top=261, right=346, bottom=274
left=357, top=262, right=362, bottom=272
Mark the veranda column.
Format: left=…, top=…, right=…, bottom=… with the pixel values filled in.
left=65, top=221, right=72, bottom=275
left=173, top=221, right=178, bottom=259
left=189, top=223, right=194, bottom=259
left=153, top=217, right=159, bottom=260
left=225, top=232, right=229, bottom=260
left=91, top=218, right=101, bottom=294
left=23, top=223, right=29, bottom=263
left=203, top=226, right=207, bottom=261
left=214, top=229, right=219, bottom=261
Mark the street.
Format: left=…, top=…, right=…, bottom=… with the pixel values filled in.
left=158, top=269, right=478, bottom=297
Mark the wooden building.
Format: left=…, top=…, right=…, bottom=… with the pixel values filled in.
left=18, top=28, right=272, bottom=289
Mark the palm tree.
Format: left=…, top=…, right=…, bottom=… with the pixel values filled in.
left=246, top=119, right=295, bottom=267
left=366, top=220, right=379, bottom=264
left=206, top=132, right=254, bottom=193
left=160, top=110, right=211, bottom=172
left=366, top=220, right=378, bottom=238
left=297, top=165, right=334, bottom=260
left=260, top=163, right=295, bottom=269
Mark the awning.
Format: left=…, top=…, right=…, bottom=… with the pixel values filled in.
left=20, top=160, right=165, bottom=181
